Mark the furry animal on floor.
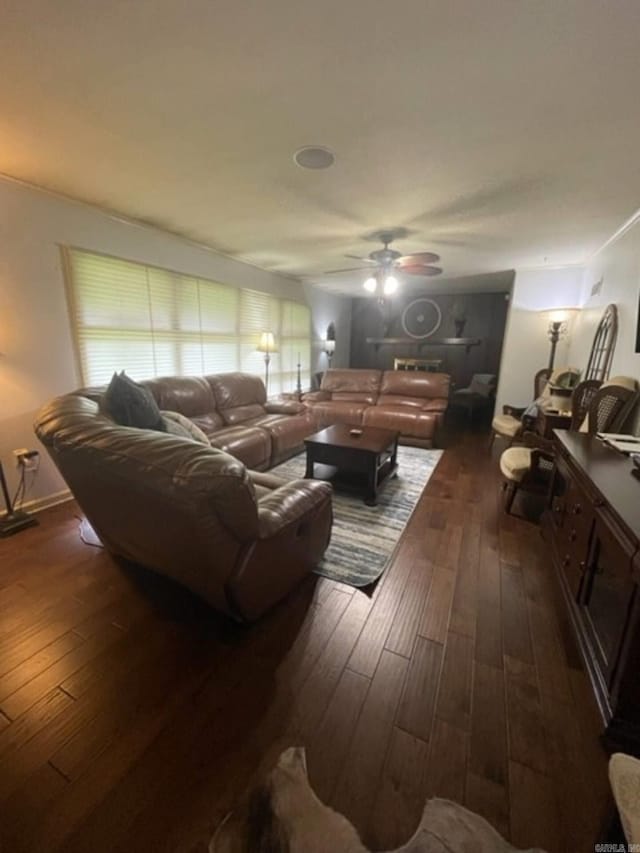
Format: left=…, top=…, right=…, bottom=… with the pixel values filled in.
left=209, top=747, right=547, bottom=853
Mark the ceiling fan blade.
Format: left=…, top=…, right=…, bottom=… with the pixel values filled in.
left=322, top=265, right=373, bottom=275
left=345, top=254, right=377, bottom=264
left=397, top=251, right=441, bottom=265
left=401, top=264, right=443, bottom=277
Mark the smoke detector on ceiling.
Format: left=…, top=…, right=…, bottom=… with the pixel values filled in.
left=293, top=146, right=335, bottom=170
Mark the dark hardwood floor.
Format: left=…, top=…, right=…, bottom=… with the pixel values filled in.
left=0, top=428, right=611, bottom=852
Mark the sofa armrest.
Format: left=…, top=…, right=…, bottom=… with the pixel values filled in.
left=301, top=390, right=331, bottom=403
left=264, top=399, right=305, bottom=415
left=421, top=397, right=449, bottom=413
left=257, top=479, right=332, bottom=539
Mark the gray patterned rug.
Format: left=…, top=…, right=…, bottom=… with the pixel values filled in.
left=271, top=446, right=443, bottom=587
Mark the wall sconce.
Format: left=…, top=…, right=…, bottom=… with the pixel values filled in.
left=539, top=307, right=579, bottom=370
left=323, top=323, right=336, bottom=367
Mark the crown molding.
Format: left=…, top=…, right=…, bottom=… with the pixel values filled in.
left=589, top=205, right=640, bottom=261
left=0, top=171, right=302, bottom=283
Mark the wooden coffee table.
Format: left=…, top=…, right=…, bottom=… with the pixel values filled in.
left=304, top=424, right=399, bottom=506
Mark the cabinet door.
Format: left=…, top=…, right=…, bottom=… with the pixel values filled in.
left=548, top=455, right=570, bottom=535
left=581, top=509, right=636, bottom=686
left=549, top=456, right=593, bottom=599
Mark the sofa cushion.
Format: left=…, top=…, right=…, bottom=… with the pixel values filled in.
left=321, top=369, right=382, bottom=404
left=103, top=372, right=165, bottom=432
left=190, top=412, right=226, bottom=435
left=142, top=376, right=218, bottom=418
left=380, top=370, right=450, bottom=400
left=363, top=405, right=438, bottom=439
left=208, top=425, right=272, bottom=470
left=161, top=411, right=210, bottom=445
left=246, top=413, right=314, bottom=460
left=309, top=400, right=366, bottom=427
left=331, top=391, right=378, bottom=404
left=208, top=372, right=267, bottom=410
left=222, top=403, right=267, bottom=426
left=376, top=394, right=425, bottom=409
left=264, top=400, right=306, bottom=415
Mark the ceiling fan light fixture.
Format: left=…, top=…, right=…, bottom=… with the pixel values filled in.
left=363, top=276, right=377, bottom=293
left=383, top=275, right=399, bottom=295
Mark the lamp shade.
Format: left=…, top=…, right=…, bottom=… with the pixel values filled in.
left=539, top=307, right=579, bottom=325
left=257, top=331, right=277, bottom=353
left=324, top=339, right=336, bottom=354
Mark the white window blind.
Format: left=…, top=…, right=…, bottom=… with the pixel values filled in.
left=65, top=248, right=311, bottom=395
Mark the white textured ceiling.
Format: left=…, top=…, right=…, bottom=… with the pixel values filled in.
left=2, top=1, right=640, bottom=295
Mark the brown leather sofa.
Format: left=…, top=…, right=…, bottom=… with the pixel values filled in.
left=142, top=372, right=314, bottom=470
left=302, top=368, right=450, bottom=447
left=34, top=385, right=332, bottom=622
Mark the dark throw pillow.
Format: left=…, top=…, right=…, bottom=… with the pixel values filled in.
left=103, top=372, right=166, bottom=432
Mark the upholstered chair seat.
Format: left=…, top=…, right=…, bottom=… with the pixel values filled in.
left=491, top=413, right=522, bottom=439
left=499, top=446, right=532, bottom=482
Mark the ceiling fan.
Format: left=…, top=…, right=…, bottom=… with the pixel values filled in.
left=324, top=230, right=442, bottom=295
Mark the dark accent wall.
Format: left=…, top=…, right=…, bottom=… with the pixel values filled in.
left=350, top=289, right=510, bottom=388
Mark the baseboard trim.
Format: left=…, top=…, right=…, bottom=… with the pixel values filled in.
left=20, top=489, right=73, bottom=515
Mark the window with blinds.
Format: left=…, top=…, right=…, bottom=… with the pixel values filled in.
left=64, top=248, right=311, bottom=395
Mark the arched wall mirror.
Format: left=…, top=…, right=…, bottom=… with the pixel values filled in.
left=585, top=303, right=618, bottom=382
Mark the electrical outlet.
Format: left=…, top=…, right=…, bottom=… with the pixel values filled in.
left=13, top=449, right=40, bottom=471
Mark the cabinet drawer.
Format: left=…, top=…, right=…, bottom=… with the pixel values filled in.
left=555, top=474, right=594, bottom=599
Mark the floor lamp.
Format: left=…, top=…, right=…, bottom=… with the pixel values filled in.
left=257, top=331, right=277, bottom=394
left=0, top=460, right=38, bottom=537
left=540, top=308, right=579, bottom=370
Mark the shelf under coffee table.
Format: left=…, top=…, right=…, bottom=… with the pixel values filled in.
left=304, top=423, right=399, bottom=506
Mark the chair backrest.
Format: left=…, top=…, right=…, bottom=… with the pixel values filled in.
left=582, top=379, right=639, bottom=434
left=569, top=380, right=602, bottom=430
left=469, top=374, right=497, bottom=397
left=534, top=368, right=552, bottom=399
left=538, top=366, right=581, bottom=408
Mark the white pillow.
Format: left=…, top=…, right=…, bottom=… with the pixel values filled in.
left=161, top=410, right=210, bottom=445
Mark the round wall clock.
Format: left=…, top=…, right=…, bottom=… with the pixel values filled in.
left=401, top=298, right=442, bottom=339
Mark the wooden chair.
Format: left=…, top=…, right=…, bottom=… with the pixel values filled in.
left=489, top=367, right=581, bottom=451
left=500, top=378, right=637, bottom=515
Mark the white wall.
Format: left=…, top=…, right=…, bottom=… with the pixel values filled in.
left=569, top=217, right=640, bottom=382
left=304, top=283, right=351, bottom=379
left=0, top=177, right=351, bottom=508
left=495, top=267, right=584, bottom=413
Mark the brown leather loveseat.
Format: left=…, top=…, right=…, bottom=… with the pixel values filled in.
left=34, top=373, right=331, bottom=622
left=143, top=372, right=314, bottom=469
left=302, top=368, right=450, bottom=447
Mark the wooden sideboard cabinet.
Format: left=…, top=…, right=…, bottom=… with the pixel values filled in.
left=543, top=431, right=640, bottom=754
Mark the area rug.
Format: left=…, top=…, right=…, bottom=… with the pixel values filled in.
left=270, top=445, right=443, bottom=587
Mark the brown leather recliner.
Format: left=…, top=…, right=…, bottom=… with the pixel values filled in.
left=208, top=373, right=314, bottom=466
left=303, top=369, right=382, bottom=428
left=142, top=373, right=313, bottom=470
left=34, top=393, right=332, bottom=622
left=363, top=370, right=449, bottom=445
left=302, top=368, right=450, bottom=447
